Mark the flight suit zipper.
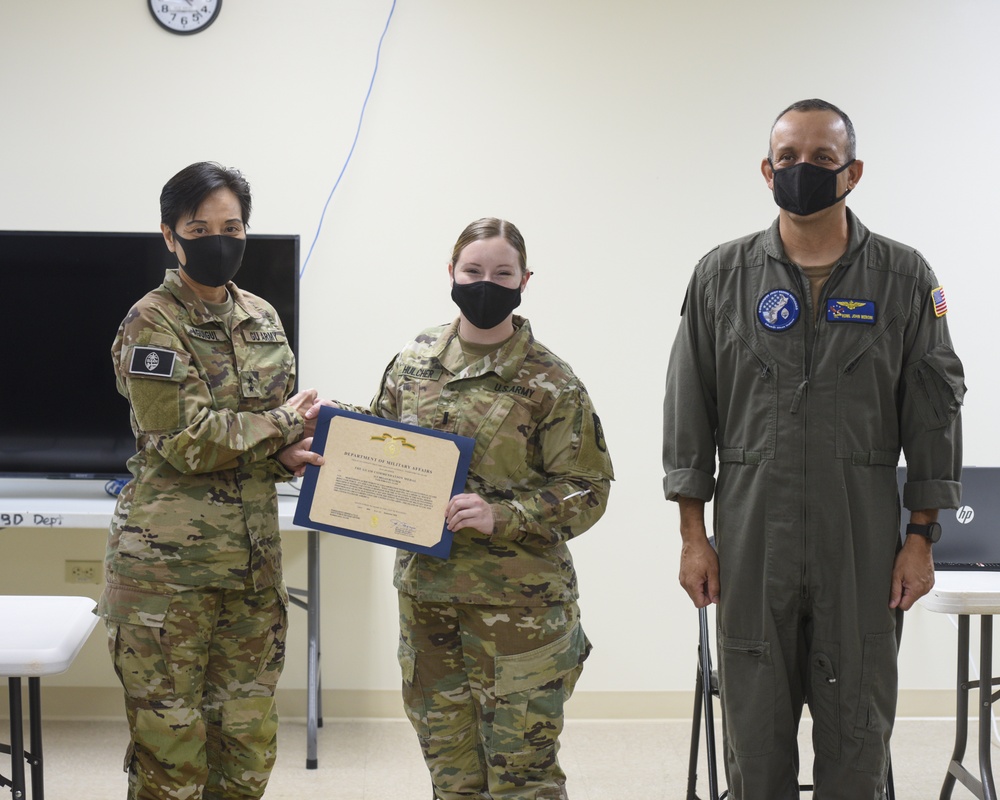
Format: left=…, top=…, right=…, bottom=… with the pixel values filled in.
left=791, top=260, right=849, bottom=602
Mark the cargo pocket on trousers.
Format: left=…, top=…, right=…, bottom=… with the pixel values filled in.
left=491, top=623, right=590, bottom=753
left=854, top=631, right=898, bottom=773
left=853, top=630, right=898, bottom=773
left=810, top=643, right=841, bottom=761
left=397, top=637, right=431, bottom=740
left=252, top=589, right=288, bottom=689
left=719, top=636, right=774, bottom=757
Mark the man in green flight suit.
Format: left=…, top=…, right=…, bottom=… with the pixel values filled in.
left=662, top=99, right=965, bottom=798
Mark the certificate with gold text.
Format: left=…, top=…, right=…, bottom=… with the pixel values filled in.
left=293, top=407, right=474, bottom=558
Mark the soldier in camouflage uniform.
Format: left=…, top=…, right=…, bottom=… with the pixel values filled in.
left=98, top=162, right=322, bottom=800
left=372, top=218, right=614, bottom=799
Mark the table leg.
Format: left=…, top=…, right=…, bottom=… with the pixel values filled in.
left=979, top=616, right=997, bottom=800
left=306, top=529, right=320, bottom=770
left=942, top=615, right=970, bottom=800
left=28, top=677, right=43, bottom=800
left=698, top=606, right=721, bottom=800
left=8, top=678, right=26, bottom=800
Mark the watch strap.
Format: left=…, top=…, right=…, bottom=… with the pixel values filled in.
left=905, top=522, right=942, bottom=542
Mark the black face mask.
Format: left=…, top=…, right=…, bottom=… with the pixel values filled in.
left=770, top=159, right=855, bottom=216
left=173, top=232, right=246, bottom=287
left=451, top=280, right=522, bottom=330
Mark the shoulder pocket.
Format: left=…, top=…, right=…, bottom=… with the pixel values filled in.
left=904, top=344, right=966, bottom=431
left=122, top=343, right=189, bottom=432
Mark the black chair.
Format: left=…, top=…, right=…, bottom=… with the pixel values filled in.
left=685, top=604, right=896, bottom=800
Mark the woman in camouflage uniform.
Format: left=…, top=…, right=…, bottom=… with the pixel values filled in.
left=98, top=162, right=322, bottom=800
left=374, top=218, right=614, bottom=799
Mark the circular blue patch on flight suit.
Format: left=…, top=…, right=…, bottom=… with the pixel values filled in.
left=757, top=289, right=800, bottom=331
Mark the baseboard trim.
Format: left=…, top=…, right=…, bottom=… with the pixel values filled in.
left=0, top=687, right=963, bottom=722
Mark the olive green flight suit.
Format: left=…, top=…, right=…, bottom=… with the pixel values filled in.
left=663, top=212, right=964, bottom=799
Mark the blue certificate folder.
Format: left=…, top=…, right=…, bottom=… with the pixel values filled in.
left=293, top=407, right=475, bottom=558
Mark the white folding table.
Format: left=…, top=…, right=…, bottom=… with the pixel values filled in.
left=0, top=595, right=99, bottom=800
left=0, top=481, right=324, bottom=770
left=919, top=572, right=1000, bottom=800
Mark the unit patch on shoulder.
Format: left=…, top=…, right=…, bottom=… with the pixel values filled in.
left=128, top=346, right=177, bottom=378
left=932, top=286, right=948, bottom=317
left=757, top=289, right=800, bottom=332
left=827, top=299, right=877, bottom=324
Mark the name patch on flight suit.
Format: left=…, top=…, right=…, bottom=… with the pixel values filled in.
left=757, top=289, right=800, bottom=331
left=187, top=327, right=224, bottom=341
left=826, top=299, right=877, bottom=324
left=400, top=364, right=444, bottom=381
left=243, top=330, right=286, bottom=344
left=128, top=346, right=177, bottom=378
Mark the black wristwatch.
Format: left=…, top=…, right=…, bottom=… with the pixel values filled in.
left=906, top=522, right=942, bottom=543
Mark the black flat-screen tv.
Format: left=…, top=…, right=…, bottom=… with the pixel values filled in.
left=0, top=230, right=300, bottom=479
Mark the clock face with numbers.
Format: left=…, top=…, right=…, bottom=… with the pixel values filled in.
left=148, top=0, right=222, bottom=35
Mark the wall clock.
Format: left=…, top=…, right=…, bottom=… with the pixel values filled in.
left=148, top=1, right=221, bottom=35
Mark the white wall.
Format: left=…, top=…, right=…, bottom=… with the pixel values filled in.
left=3, top=0, right=999, bottom=711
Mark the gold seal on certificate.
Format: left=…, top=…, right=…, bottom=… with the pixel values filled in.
left=293, top=407, right=475, bottom=558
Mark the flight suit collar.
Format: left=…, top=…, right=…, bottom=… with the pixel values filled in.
left=762, top=208, right=872, bottom=268
left=428, top=315, right=535, bottom=381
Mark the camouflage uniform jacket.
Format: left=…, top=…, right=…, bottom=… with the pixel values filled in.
left=373, top=316, right=614, bottom=606
left=105, top=269, right=303, bottom=591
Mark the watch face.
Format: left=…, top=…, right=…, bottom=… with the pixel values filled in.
left=148, top=1, right=221, bottom=35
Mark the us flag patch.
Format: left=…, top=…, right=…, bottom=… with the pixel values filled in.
left=932, top=286, right=948, bottom=317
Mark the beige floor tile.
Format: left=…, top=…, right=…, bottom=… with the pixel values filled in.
left=1, top=715, right=992, bottom=799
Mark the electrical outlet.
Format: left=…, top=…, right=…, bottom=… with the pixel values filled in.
left=65, top=560, right=103, bottom=584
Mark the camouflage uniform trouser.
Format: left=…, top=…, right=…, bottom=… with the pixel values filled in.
left=100, top=578, right=287, bottom=800
left=397, top=594, right=591, bottom=800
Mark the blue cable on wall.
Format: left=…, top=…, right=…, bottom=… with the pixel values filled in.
left=300, top=0, right=397, bottom=279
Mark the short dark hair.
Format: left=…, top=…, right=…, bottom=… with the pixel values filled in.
left=159, top=162, right=252, bottom=230
left=768, top=99, right=857, bottom=161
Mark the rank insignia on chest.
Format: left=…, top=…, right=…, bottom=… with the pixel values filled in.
left=757, top=289, right=800, bottom=331
left=932, top=286, right=948, bottom=317
left=827, top=299, right=877, bottom=324
left=128, top=346, right=177, bottom=378
left=241, top=370, right=262, bottom=397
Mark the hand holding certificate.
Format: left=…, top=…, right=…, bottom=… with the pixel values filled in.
left=293, top=407, right=475, bottom=558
